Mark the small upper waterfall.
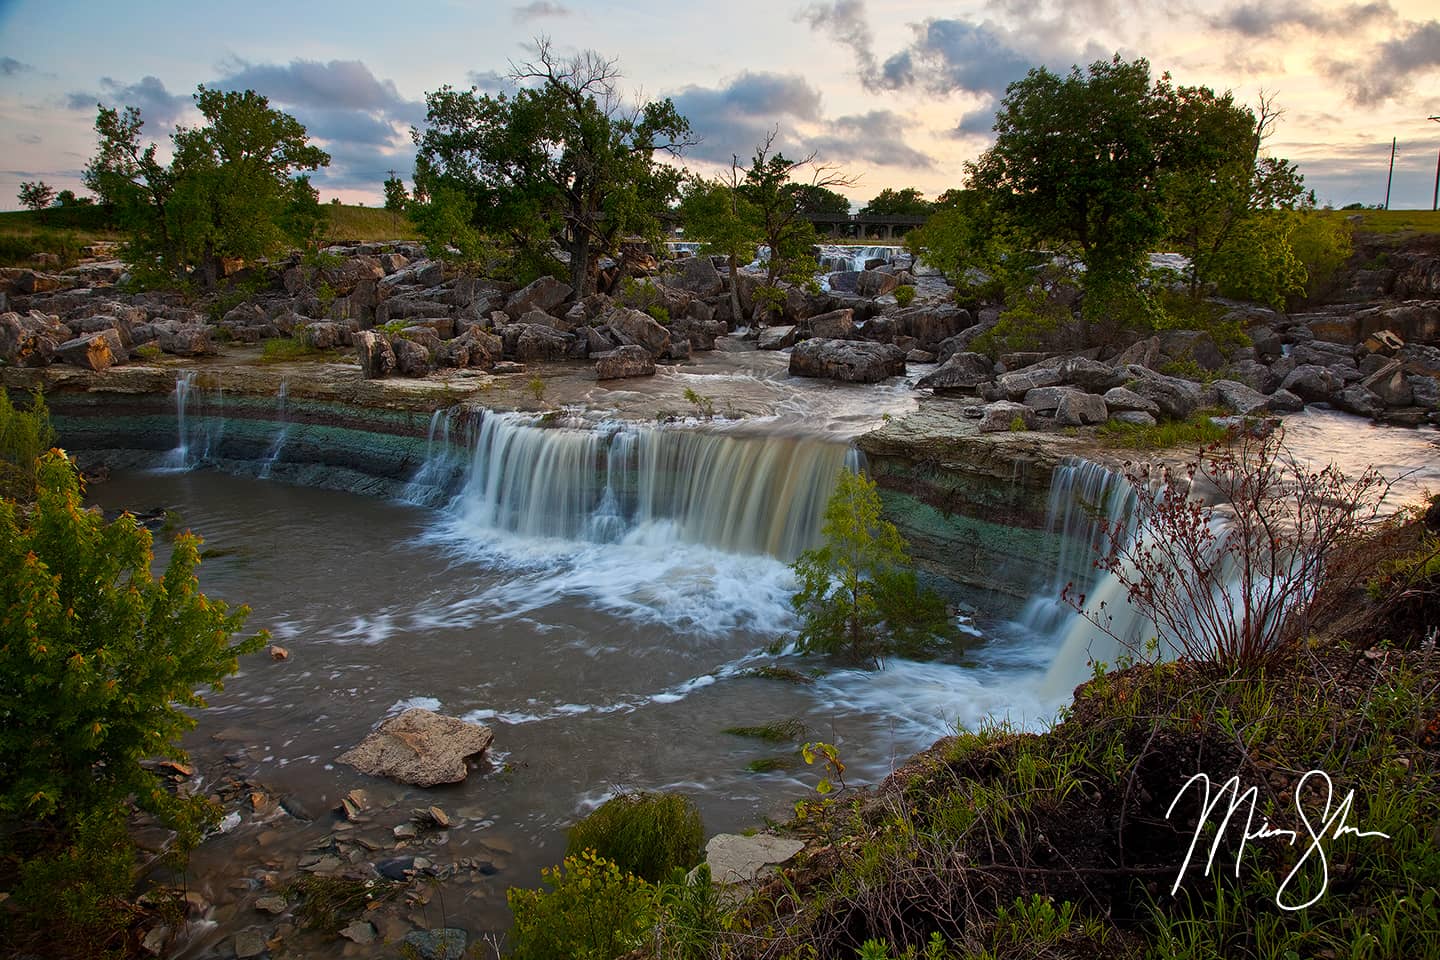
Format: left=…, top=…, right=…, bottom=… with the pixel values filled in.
left=257, top=380, right=290, bottom=480
left=815, top=244, right=903, bottom=273
left=164, top=372, right=224, bottom=471
left=420, top=410, right=855, bottom=561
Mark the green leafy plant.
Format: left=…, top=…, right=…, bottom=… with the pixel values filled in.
left=565, top=791, right=704, bottom=883
left=683, top=387, right=715, bottom=419
left=507, top=850, right=657, bottom=960
left=801, top=741, right=847, bottom=795
left=0, top=388, right=57, bottom=501
left=527, top=375, right=547, bottom=402
left=791, top=469, right=957, bottom=666
left=893, top=284, right=916, bottom=307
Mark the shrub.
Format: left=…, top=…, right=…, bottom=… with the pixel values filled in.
left=792, top=469, right=957, bottom=666
left=260, top=335, right=320, bottom=362
left=1069, top=425, right=1390, bottom=668
left=0, top=388, right=56, bottom=501
left=508, top=851, right=657, bottom=960
left=565, top=791, right=704, bottom=882
left=893, top=284, right=916, bottom=307
left=969, top=284, right=1072, bottom=357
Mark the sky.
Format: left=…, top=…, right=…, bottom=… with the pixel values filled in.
left=1, top=0, right=1438, bottom=212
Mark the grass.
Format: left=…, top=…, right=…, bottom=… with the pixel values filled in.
left=283, top=874, right=397, bottom=931
left=1096, top=407, right=1230, bottom=450
left=748, top=756, right=801, bottom=773
left=565, top=792, right=704, bottom=883
left=322, top=203, right=418, bottom=242
left=741, top=665, right=817, bottom=684
left=723, top=719, right=808, bottom=743
left=1321, top=208, right=1440, bottom=236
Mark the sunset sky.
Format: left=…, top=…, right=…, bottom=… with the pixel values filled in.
left=2, top=0, right=1438, bottom=211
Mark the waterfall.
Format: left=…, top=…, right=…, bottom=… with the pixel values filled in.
left=1016, top=457, right=1158, bottom=697
left=443, top=411, right=854, bottom=560
left=400, top=408, right=475, bottom=506
left=164, top=372, right=224, bottom=471
left=816, top=244, right=902, bottom=273
left=257, top=380, right=289, bottom=480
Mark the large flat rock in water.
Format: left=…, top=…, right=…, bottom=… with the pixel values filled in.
left=705, top=833, right=805, bottom=885
left=337, top=708, right=493, bottom=787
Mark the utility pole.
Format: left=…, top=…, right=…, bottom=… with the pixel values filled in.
left=1430, top=116, right=1439, bottom=212
left=1384, top=136, right=1397, bottom=210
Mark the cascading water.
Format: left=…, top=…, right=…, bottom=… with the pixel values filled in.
left=164, top=372, right=224, bottom=471
left=400, top=408, right=475, bottom=506
left=257, top=380, right=289, bottom=480
left=450, top=411, right=853, bottom=560
left=816, top=244, right=902, bottom=273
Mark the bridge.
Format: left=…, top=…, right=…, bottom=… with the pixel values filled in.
left=801, top=213, right=929, bottom=240
left=662, top=212, right=930, bottom=241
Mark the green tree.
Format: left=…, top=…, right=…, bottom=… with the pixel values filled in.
left=968, top=55, right=1171, bottom=297
left=1160, top=89, right=1309, bottom=297
left=382, top=168, right=408, bottom=232
left=412, top=39, right=693, bottom=297
left=17, top=181, right=56, bottom=220
left=678, top=169, right=762, bottom=322
left=859, top=186, right=932, bottom=217
left=732, top=130, right=856, bottom=316
left=791, top=469, right=955, bottom=666
left=52, top=189, right=93, bottom=208
left=83, top=87, right=330, bottom=286
left=790, top=183, right=852, bottom=217
left=408, top=182, right=486, bottom=261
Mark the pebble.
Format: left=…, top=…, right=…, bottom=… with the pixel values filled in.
left=339, top=920, right=376, bottom=945
left=403, top=928, right=468, bottom=960
left=254, top=896, right=287, bottom=915
left=234, top=928, right=268, bottom=959
left=393, top=823, right=418, bottom=840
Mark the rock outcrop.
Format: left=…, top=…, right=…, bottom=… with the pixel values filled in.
left=337, top=709, right=493, bottom=787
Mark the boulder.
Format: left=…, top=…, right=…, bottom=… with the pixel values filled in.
left=595, top=344, right=657, bottom=380
left=1291, top=340, right=1356, bottom=367
left=1124, top=366, right=1205, bottom=419
left=1370, top=367, right=1413, bottom=407
left=1112, top=336, right=1162, bottom=369
left=301, top=321, right=344, bottom=350
left=1246, top=324, right=1283, bottom=359
left=158, top=325, right=214, bottom=357
left=668, top=256, right=724, bottom=297
left=379, top=252, right=410, bottom=275
left=1265, top=388, right=1306, bottom=412
left=521, top=308, right=572, bottom=334
left=1207, top=379, right=1271, bottom=416
left=856, top=269, right=900, bottom=298
left=705, top=834, right=805, bottom=886
left=666, top=337, right=692, bottom=362
left=1333, top=385, right=1383, bottom=419
left=437, top=328, right=503, bottom=369
left=356, top=330, right=396, bottom=379
left=605, top=307, right=671, bottom=358
left=757, top=325, right=798, bottom=350
left=1280, top=364, right=1345, bottom=403
left=978, top=400, right=1035, bottom=433
left=514, top=324, right=572, bottom=362
left=803, top=308, right=855, bottom=340
left=393, top=336, right=432, bottom=377
left=789, top=338, right=906, bottom=383
left=906, top=349, right=936, bottom=364
left=57, top=330, right=124, bottom=371
left=336, top=708, right=493, bottom=787
left=1102, top=386, right=1161, bottom=416
left=1057, top=356, right=1125, bottom=391
left=504, top=276, right=572, bottom=320
left=1110, top=410, right=1157, bottom=427
left=1055, top=390, right=1110, bottom=426
left=1159, top=330, right=1225, bottom=370
left=1021, top=385, right=1082, bottom=412
left=887, top=304, right=973, bottom=349
left=995, top=364, right=1065, bottom=400
left=1223, top=359, right=1279, bottom=395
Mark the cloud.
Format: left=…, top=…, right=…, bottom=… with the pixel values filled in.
left=670, top=72, right=823, bottom=163
left=215, top=58, right=410, bottom=114
left=15, top=132, right=41, bottom=144
left=797, top=0, right=878, bottom=82
left=66, top=75, right=193, bottom=127
left=1323, top=18, right=1440, bottom=104
left=1209, top=0, right=1394, bottom=37
left=804, top=110, right=935, bottom=169
left=513, top=1, right=569, bottom=21
left=1, top=56, right=34, bottom=77
left=467, top=70, right=514, bottom=93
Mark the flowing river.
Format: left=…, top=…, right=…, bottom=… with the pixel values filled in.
left=83, top=395, right=1440, bottom=955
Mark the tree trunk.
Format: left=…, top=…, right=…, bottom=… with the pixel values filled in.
left=569, top=229, right=591, bottom=299
left=727, top=254, right=742, bottom=328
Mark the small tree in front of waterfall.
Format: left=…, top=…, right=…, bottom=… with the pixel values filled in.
left=791, top=469, right=955, bottom=667
left=1065, top=424, right=1391, bottom=671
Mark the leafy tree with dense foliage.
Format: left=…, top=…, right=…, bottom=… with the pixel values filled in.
left=859, top=187, right=932, bottom=217
left=83, top=87, right=330, bottom=287
left=0, top=389, right=55, bottom=501
left=792, top=470, right=956, bottom=666
left=412, top=39, right=692, bottom=296
left=789, top=183, right=852, bottom=217
left=678, top=172, right=762, bottom=322
left=382, top=169, right=408, bottom=232
left=1160, top=88, right=1310, bottom=298
left=0, top=450, right=264, bottom=953
left=968, top=55, right=1172, bottom=299
left=17, top=181, right=57, bottom=216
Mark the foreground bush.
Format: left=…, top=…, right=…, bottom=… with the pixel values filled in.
left=0, top=389, right=56, bottom=501
left=0, top=452, right=264, bottom=954
left=566, top=791, right=704, bottom=883
left=508, top=851, right=657, bottom=960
